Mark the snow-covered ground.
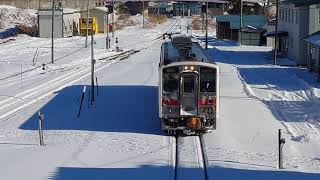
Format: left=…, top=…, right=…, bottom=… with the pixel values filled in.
left=195, top=36, right=320, bottom=179
left=0, top=16, right=181, bottom=180
left=1, top=14, right=320, bottom=180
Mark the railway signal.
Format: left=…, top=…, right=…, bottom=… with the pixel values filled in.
left=105, top=4, right=114, bottom=50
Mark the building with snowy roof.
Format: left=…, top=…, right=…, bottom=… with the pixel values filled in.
left=89, top=6, right=111, bottom=34
left=264, top=0, right=320, bottom=66
left=216, top=15, right=267, bottom=45
left=38, top=8, right=80, bottom=38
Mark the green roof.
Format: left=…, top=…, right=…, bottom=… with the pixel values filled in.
left=216, top=15, right=267, bottom=29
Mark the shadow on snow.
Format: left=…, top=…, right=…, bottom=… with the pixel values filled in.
left=19, top=85, right=161, bottom=135
left=195, top=36, right=239, bottom=47
left=210, top=49, right=271, bottom=66
left=238, top=67, right=309, bottom=92
left=207, top=166, right=320, bottom=180
left=49, top=165, right=320, bottom=180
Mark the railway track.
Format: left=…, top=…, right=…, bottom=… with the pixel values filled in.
left=174, top=135, right=209, bottom=180
left=0, top=18, right=182, bottom=124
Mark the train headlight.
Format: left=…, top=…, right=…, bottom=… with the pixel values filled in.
left=190, top=66, right=194, bottom=71
left=186, top=117, right=200, bottom=130
left=184, top=66, right=188, bottom=70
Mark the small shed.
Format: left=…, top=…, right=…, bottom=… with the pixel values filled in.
left=240, top=25, right=264, bottom=46
left=38, top=8, right=80, bottom=38
left=89, top=7, right=109, bottom=33
left=216, top=15, right=266, bottom=45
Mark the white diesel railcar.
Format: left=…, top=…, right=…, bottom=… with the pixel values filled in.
left=159, top=35, right=219, bottom=135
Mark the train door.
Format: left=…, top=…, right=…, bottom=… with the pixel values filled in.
left=180, top=73, right=198, bottom=116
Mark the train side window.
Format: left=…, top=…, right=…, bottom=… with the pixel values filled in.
left=200, top=68, right=216, bottom=93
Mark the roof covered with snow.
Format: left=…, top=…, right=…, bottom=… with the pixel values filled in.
left=216, top=15, right=267, bottom=30
left=281, top=0, right=320, bottom=7
left=304, top=31, right=320, bottom=47
left=92, top=6, right=109, bottom=13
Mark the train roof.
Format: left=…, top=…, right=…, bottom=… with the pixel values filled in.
left=161, top=35, right=214, bottom=65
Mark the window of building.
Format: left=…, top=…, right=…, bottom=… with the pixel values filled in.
left=285, top=9, right=288, bottom=22
left=278, top=9, right=281, bottom=21
left=296, top=10, right=299, bottom=24
left=292, top=10, right=294, bottom=23
left=288, top=9, right=291, bottom=23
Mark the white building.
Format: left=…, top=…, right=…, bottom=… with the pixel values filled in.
left=38, top=8, right=80, bottom=38
left=274, top=0, right=320, bottom=66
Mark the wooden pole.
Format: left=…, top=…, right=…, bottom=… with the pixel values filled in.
left=91, top=22, right=95, bottom=104
left=142, top=0, right=145, bottom=29
left=85, top=0, right=89, bottom=48
left=112, top=1, right=115, bottom=38
left=240, top=0, right=243, bottom=45
left=51, top=0, right=55, bottom=64
left=205, top=0, right=208, bottom=50
left=274, top=0, right=279, bottom=65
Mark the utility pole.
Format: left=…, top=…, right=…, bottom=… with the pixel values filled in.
left=85, top=0, right=89, bottom=48
left=182, top=3, right=184, bottom=17
left=142, top=0, right=145, bottom=28
left=112, top=1, right=115, bottom=38
left=158, top=1, right=160, bottom=15
left=239, top=0, right=243, bottom=45
left=106, top=12, right=109, bottom=49
left=205, top=0, right=208, bottom=50
left=274, top=0, right=279, bottom=65
left=51, top=0, right=55, bottom=64
left=91, top=21, right=95, bottom=104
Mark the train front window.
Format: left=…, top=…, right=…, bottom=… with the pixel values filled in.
left=200, top=68, right=216, bottom=93
left=184, top=75, right=194, bottom=93
left=163, top=67, right=179, bottom=93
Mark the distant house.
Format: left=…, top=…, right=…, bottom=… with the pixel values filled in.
left=265, top=0, right=320, bottom=66
left=216, top=15, right=267, bottom=45
left=171, top=1, right=227, bottom=17
left=208, top=0, right=228, bottom=16
left=172, top=2, right=202, bottom=16
left=125, top=2, right=143, bottom=15
left=227, top=0, right=264, bottom=15
left=148, top=2, right=173, bottom=15
left=38, top=8, right=80, bottom=38
left=89, top=7, right=110, bottom=33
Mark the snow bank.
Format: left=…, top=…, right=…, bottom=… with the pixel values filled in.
left=0, top=5, right=37, bottom=38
